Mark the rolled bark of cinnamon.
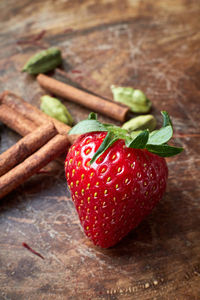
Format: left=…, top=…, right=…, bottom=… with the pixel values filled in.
left=0, top=104, right=37, bottom=136
left=1, top=91, right=71, bottom=137
left=0, top=122, right=57, bottom=177
left=37, top=74, right=129, bottom=122
left=0, top=134, right=69, bottom=200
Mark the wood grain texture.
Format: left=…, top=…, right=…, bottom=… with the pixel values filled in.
left=0, top=0, right=200, bottom=299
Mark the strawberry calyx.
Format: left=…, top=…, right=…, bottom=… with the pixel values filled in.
left=69, top=111, right=183, bottom=163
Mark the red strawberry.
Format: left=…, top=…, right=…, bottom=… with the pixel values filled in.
left=65, top=112, right=182, bottom=248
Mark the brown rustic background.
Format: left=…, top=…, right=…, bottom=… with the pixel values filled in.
left=0, top=0, right=200, bottom=299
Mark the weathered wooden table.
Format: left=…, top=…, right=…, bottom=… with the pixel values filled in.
left=0, top=1, right=200, bottom=299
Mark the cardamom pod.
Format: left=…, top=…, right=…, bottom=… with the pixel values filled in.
left=111, top=85, right=152, bottom=113
left=22, top=48, right=62, bottom=75
left=40, top=95, right=73, bottom=125
left=122, top=115, right=156, bottom=132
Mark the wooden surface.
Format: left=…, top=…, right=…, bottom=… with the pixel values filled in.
left=0, top=0, right=200, bottom=299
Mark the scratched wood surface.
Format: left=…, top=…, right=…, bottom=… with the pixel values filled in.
left=0, top=0, right=200, bottom=299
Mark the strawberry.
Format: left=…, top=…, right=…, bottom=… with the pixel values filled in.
left=65, top=112, right=183, bottom=248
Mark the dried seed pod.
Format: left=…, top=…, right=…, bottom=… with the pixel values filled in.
left=111, top=85, right=152, bottom=113
left=22, top=48, right=62, bottom=75
left=122, top=115, right=156, bottom=132
left=40, top=95, right=73, bottom=125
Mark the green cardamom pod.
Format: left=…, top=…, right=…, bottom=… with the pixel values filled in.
left=111, top=85, right=152, bottom=113
left=122, top=115, right=156, bottom=132
left=22, top=48, right=62, bottom=75
left=40, top=95, right=73, bottom=125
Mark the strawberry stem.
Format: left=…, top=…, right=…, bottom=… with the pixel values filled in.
left=69, top=111, right=184, bottom=162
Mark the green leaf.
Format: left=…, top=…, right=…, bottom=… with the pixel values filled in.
left=104, top=124, right=128, bottom=139
left=126, top=130, right=149, bottom=149
left=161, top=111, right=172, bottom=127
left=68, top=120, right=107, bottom=135
left=146, top=111, right=173, bottom=145
left=146, top=144, right=183, bottom=157
left=147, top=125, right=173, bottom=145
left=90, top=132, right=118, bottom=164
left=103, top=123, right=117, bottom=129
left=129, top=130, right=142, bottom=139
left=88, top=112, right=97, bottom=120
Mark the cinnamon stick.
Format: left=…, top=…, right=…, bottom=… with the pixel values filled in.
left=0, top=122, right=57, bottom=177
left=37, top=74, right=129, bottom=122
left=0, top=104, right=37, bottom=136
left=0, top=92, right=79, bottom=199
left=0, top=134, right=69, bottom=200
left=1, top=91, right=71, bottom=137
